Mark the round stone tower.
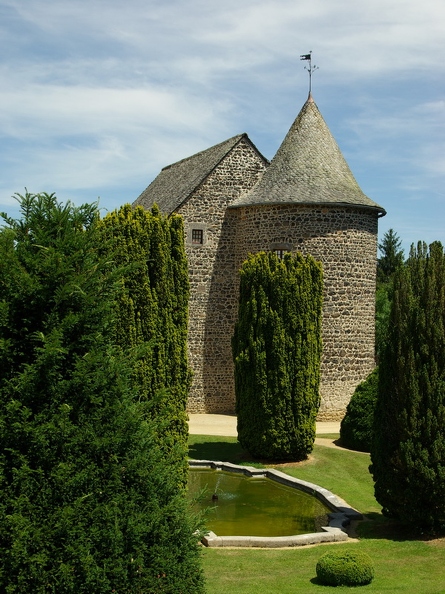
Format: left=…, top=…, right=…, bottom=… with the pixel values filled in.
left=230, top=95, right=386, bottom=419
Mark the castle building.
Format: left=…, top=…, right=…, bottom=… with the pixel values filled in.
left=134, top=94, right=386, bottom=420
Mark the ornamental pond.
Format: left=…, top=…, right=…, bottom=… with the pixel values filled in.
left=188, top=461, right=362, bottom=548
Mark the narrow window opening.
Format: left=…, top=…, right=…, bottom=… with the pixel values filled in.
left=192, top=229, right=204, bottom=245
left=271, top=242, right=292, bottom=259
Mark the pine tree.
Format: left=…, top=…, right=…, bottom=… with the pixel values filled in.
left=0, top=193, right=204, bottom=593
left=232, top=252, right=323, bottom=461
left=375, top=229, right=404, bottom=361
left=370, top=241, right=445, bottom=533
left=377, top=228, right=404, bottom=284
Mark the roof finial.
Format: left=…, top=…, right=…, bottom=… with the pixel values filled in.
left=300, top=51, right=318, bottom=97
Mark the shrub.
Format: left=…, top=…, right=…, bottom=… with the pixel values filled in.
left=340, top=368, right=378, bottom=452
left=316, top=551, right=375, bottom=586
left=232, top=251, right=323, bottom=461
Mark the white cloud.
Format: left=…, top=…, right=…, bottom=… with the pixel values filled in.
left=0, top=81, right=229, bottom=137
left=0, top=0, right=443, bottom=251
left=3, top=0, right=445, bottom=85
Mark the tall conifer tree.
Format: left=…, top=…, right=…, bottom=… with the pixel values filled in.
left=370, top=241, right=445, bottom=533
left=377, top=228, right=404, bottom=284
left=100, top=205, right=191, bottom=465
left=375, top=228, right=405, bottom=360
left=232, top=251, right=323, bottom=461
left=0, top=193, right=204, bottom=593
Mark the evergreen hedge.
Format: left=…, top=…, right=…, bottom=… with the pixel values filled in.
left=232, top=251, right=323, bottom=461
left=370, top=241, right=445, bottom=533
left=340, top=368, right=378, bottom=452
left=0, top=193, right=204, bottom=593
left=100, top=205, right=191, bottom=472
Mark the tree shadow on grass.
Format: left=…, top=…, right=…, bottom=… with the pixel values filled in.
left=356, top=512, right=445, bottom=543
left=188, top=437, right=316, bottom=467
left=188, top=439, right=265, bottom=467
left=188, top=439, right=240, bottom=463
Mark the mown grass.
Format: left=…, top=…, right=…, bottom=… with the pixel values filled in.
left=189, top=434, right=445, bottom=594
left=316, top=432, right=342, bottom=440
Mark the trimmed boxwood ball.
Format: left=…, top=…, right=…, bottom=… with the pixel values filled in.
left=316, top=551, right=375, bottom=586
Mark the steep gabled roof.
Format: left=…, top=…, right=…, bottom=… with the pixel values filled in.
left=230, top=95, right=385, bottom=214
left=133, top=133, right=264, bottom=213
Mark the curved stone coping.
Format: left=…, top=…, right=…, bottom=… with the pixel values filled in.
left=189, top=460, right=362, bottom=548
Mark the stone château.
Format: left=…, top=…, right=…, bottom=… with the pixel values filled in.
left=134, top=94, right=386, bottom=420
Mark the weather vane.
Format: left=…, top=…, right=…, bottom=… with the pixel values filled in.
left=300, top=51, right=318, bottom=95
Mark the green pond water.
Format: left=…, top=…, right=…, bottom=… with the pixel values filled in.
left=188, top=468, right=331, bottom=537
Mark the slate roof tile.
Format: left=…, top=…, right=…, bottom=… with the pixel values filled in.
left=230, top=95, right=385, bottom=214
left=133, top=133, right=254, bottom=213
left=133, top=95, right=385, bottom=216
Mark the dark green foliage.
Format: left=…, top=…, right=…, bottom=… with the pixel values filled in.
left=377, top=228, right=404, bottom=284
left=232, top=251, right=323, bottom=461
left=316, top=551, right=375, bottom=586
left=340, top=368, right=378, bottom=452
left=100, top=205, right=191, bottom=474
left=376, top=229, right=404, bottom=361
left=0, top=193, right=204, bottom=593
left=370, top=241, right=445, bottom=533
left=375, top=283, right=392, bottom=363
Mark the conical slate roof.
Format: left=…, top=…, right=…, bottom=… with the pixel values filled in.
left=230, top=95, right=385, bottom=214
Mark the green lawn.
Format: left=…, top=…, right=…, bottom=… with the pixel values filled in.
left=189, top=434, right=445, bottom=593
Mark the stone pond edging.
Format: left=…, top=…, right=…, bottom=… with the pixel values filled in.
left=189, top=460, right=362, bottom=548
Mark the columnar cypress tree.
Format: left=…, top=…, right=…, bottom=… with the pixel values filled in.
left=0, top=193, right=204, bottom=593
left=370, top=241, right=445, bottom=533
left=100, top=205, right=191, bottom=465
left=232, top=251, right=323, bottom=461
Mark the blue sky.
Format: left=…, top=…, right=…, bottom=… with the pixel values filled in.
left=0, top=0, right=443, bottom=255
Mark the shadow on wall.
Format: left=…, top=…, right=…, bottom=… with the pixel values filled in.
left=203, top=210, right=239, bottom=414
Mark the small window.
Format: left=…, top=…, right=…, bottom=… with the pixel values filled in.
left=271, top=242, right=292, bottom=259
left=192, top=229, right=204, bottom=245
left=187, top=224, right=207, bottom=247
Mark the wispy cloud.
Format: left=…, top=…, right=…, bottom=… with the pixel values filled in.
left=0, top=0, right=443, bottom=249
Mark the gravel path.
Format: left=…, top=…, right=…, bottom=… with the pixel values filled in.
left=188, top=414, right=340, bottom=440
left=188, top=414, right=371, bottom=454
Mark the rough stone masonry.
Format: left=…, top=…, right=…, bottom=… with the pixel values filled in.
left=133, top=94, right=385, bottom=420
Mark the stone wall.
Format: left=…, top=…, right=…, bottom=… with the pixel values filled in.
left=234, top=203, right=379, bottom=419
left=177, top=139, right=266, bottom=412
left=176, top=143, right=378, bottom=419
